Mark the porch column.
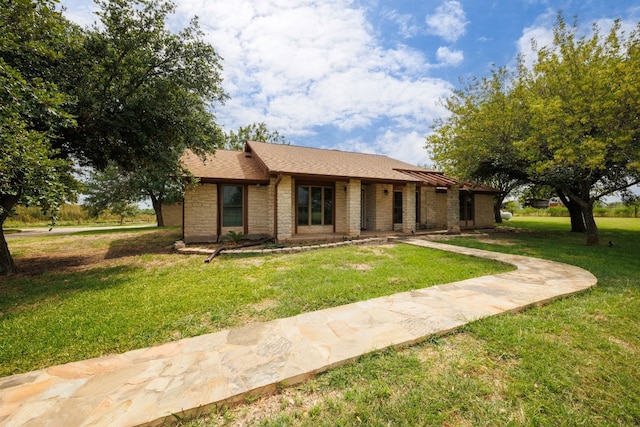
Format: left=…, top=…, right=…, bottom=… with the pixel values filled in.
left=276, top=175, right=293, bottom=240
left=345, top=179, right=361, bottom=237
left=447, top=185, right=461, bottom=234
left=423, top=186, right=437, bottom=229
left=402, top=183, right=416, bottom=234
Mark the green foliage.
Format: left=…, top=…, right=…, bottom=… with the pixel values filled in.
left=223, top=230, right=245, bottom=244
left=0, top=0, right=81, bottom=273
left=428, top=14, right=640, bottom=245
left=223, top=122, right=289, bottom=150
left=62, top=0, right=228, bottom=171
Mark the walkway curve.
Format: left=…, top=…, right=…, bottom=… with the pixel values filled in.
left=0, top=239, right=597, bottom=427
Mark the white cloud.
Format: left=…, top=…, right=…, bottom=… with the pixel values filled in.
left=425, top=1, right=468, bottom=42
left=436, top=46, right=464, bottom=66
left=172, top=0, right=452, bottom=140
left=341, top=129, right=432, bottom=166
left=58, top=0, right=452, bottom=159
left=382, top=8, right=421, bottom=38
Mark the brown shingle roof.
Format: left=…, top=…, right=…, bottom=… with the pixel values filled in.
left=245, top=140, right=432, bottom=182
left=182, top=142, right=472, bottom=189
left=181, top=149, right=270, bottom=183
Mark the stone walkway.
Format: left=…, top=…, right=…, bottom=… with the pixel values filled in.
left=0, top=239, right=597, bottom=427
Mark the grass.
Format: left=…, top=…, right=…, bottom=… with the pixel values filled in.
left=0, top=229, right=511, bottom=377
left=182, top=217, right=640, bottom=427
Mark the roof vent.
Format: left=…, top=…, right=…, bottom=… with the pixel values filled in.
left=245, top=153, right=252, bottom=158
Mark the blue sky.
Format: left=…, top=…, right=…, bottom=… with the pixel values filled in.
left=59, top=0, right=640, bottom=166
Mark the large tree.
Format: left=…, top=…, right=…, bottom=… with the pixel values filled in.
left=520, top=16, right=640, bottom=245
left=0, top=0, right=79, bottom=274
left=1, top=0, right=229, bottom=273
left=427, top=66, right=531, bottom=223
left=428, top=16, right=640, bottom=245
left=59, top=0, right=228, bottom=171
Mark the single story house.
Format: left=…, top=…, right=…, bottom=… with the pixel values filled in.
left=168, top=141, right=496, bottom=243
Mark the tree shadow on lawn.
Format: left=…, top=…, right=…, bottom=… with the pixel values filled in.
left=0, top=264, right=144, bottom=315
left=10, top=228, right=178, bottom=276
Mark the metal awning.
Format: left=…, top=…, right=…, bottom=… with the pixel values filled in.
left=394, top=169, right=459, bottom=187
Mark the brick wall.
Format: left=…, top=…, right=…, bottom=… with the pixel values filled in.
left=402, top=183, right=416, bottom=233
left=276, top=175, right=293, bottom=240
left=334, top=180, right=347, bottom=234
left=247, top=183, right=273, bottom=235
left=183, top=184, right=217, bottom=243
left=161, top=203, right=183, bottom=227
left=369, top=184, right=393, bottom=231
left=346, top=179, right=361, bottom=236
left=473, top=193, right=495, bottom=228
left=422, top=186, right=437, bottom=229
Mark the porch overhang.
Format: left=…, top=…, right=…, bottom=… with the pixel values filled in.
left=393, top=169, right=459, bottom=187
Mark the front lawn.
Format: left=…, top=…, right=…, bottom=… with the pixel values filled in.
left=0, top=229, right=511, bottom=377
left=191, top=217, right=640, bottom=426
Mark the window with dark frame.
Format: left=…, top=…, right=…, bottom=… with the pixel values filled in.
left=459, top=193, right=474, bottom=221
left=297, top=186, right=333, bottom=226
left=222, top=185, right=243, bottom=227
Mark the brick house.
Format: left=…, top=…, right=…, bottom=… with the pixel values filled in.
left=168, top=141, right=496, bottom=243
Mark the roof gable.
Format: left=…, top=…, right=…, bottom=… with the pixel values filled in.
left=181, top=149, right=270, bottom=183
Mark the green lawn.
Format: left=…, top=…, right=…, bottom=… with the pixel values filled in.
left=0, top=229, right=510, bottom=377
left=189, top=217, right=640, bottom=427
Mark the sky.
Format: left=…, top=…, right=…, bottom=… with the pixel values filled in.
left=58, top=0, right=640, bottom=166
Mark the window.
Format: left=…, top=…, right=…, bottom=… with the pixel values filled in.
left=222, top=185, right=243, bottom=227
left=297, top=186, right=333, bottom=225
left=459, top=193, right=474, bottom=221
left=393, top=191, right=403, bottom=224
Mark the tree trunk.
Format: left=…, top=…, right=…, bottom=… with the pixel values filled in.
left=493, top=195, right=504, bottom=223
left=151, top=196, right=164, bottom=227
left=0, top=228, right=16, bottom=274
left=0, top=214, right=16, bottom=274
left=582, top=205, right=600, bottom=246
left=556, top=189, right=585, bottom=232
left=0, top=195, right=19, bottom=275
left=567, top=200, right=586, bottom=233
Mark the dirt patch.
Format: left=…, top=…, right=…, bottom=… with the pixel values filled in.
left=475, top=238, right=515, bottom=246
left=348, top=263, right=373, bottom=271
left=9, top=229, right=179, bottom=276
left=248, top=299, right=279, bottom=312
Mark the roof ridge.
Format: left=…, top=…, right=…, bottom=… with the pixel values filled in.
left=246, top=140, right=419, bottom=163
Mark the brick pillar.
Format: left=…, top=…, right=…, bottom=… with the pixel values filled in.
left=447, top=185, right=460, bottom=234
left=402, top=183, right=416, bottom=234
left=345, top=179, right=361, bottom=237
left=276, top=175, right=293, bottom=240
left=423, top=186, right=437, bottom=229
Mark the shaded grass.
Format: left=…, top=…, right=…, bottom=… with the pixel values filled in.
left=0, top=233, right=511, bottom=376
left=188, top=217, right=640, bottom=427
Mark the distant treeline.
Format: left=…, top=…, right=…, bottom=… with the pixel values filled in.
left=5, top=204, right=156, bottom=226
left=506, top=204, right=639, bottom=218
